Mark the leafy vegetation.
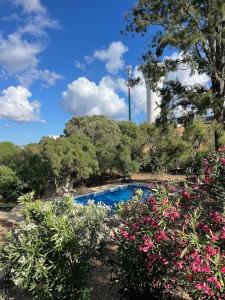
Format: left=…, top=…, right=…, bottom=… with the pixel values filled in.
left=113, top=149, right=225, bottom=299
left=126, top=0, right=225, bottom=149
left=0, top=165, right=22, bottom=201
left=0, top=116, right=222, bottom=201
left=0, top=193, right=109, bottom=300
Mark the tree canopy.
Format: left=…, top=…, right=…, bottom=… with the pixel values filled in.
left=126, top=0, right=225, bottom=148
left=0, top=116, right=223, bottom=200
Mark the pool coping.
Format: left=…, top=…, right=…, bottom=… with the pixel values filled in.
left=74, top=182, right=149, bottom=200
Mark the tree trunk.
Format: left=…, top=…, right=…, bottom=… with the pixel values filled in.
left=214, top=126, right=222, bottom=151
left=211, top=78, right=225, bottom=150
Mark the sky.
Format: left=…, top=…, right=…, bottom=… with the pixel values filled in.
left=0, top=0, right=209, bottom=145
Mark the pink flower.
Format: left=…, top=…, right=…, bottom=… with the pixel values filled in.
left=210, top=211, right=224, bottom=224
left=146, top=254, right=158, bottom=272
left=205, top=246, right=218, bottom=257
left=155, top=230, right=169, bottom=242
left=207, top=276, right=216, bottom=283
left=211, top=234, right=219, bottom=243
left=204, top=175, right=211, bottom=184
left=201, top=265, right=211, bottom=273
left=175, top=261, right=183, bottom=270
left=162, top=197, right=169, bottom=205
left=207, top=277, right=222, bottom=289
left=148, top=196, right=157, bottom=207
left=197, top=223, right=210, bottom=234
left=221, top=226, right=225, bottom=240
left=143, top=216, right=158, bottom=228
left=120, top=229, right=129, bottom=239
left=159, top=256, right=169, bottom=266
left=204, top=160, right=212, bottom=184
left=139, top=236, right=154, bottom=253
left=182, top=190, right=191, bottom=200
left=220, top=158, right=225, bottom=166
left=218, top=146, right=225, bottom=152
left=221, top=266, right=225, bottom=273
left=187, top=275, right=193, bottom=282
left=131, top=223, right=140, bottom=231
left=190, top=249, right=200, bottom=260
left=163, top=206, right=180, bottom=221
left=196, top=282, right=214, bottom=296
left=128, top=235, right=136, bottom=241
left=191, top=261, right=202, bottom=273
left=169, top=186, right=177, bottom=193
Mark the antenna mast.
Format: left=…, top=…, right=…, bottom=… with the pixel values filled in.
left=126, top=65, right=132, bottom=122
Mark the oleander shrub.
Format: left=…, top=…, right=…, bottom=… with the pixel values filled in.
left=0, top=193, right=109, bottom=300
left=113, top=149, right=225, bottom=299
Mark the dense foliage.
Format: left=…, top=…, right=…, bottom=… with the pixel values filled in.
left=113, top=149, right=225, bottom=299
left=0, top=165, right=22, bottom=201
left=126, top=0, right=225, bottom=149
left=0, top=193, right=109, bottom=300
left=0, top=116, right=222, bottom=201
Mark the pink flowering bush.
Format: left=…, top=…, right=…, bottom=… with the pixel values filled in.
left=113, top=149, right=225, bottom=299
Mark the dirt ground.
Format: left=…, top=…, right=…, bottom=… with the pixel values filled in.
left=132, top=172, right=186, bottom=183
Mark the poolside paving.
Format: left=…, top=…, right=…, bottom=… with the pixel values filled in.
left=73, top=173, right=186, bottom=197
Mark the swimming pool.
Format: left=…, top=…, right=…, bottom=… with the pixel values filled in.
left=74, top=184, right=150, bottom=206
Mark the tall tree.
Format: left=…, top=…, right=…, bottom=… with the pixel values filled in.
left=0, top=142, right=21, bottom=169
left=64, top=116, right=122, bottom=175
left=126, top=0, right=225, bottom=148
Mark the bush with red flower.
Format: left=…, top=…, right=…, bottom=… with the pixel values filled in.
left=113, top=149, right=225, bottom=299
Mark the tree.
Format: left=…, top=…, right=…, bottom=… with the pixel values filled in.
left=0, top=142, right=21, bottom=169
left=16, top=143, right=52, bottom=196
left=184, top=117, right=214, bottom=150
left=39, top=135, right=99, bottom=190
left=118, top=121, right=145, bottom=161
left=65, top=134, right=99, bottom=185
left=64, top=116, right=122, bottom=175
left=0, top=165, right=20, bottom=201
left=126, top=0, right=225, bottom=149
left=115, top=138, right=140, bottom=176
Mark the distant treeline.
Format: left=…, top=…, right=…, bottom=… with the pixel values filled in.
left=0, top=115, right=223, bottom=201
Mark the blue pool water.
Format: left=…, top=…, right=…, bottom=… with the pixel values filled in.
left=75, top=184, right=150, bottom=206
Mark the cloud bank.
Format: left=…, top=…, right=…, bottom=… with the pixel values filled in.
left=0, top=86, right=42, bottom=122
left=61, top=76, right=127, bottom=119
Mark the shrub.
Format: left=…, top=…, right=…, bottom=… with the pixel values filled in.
left=113, top=149, right=225, bottom=299
left=0, top=193, right=109, bottom=300
left=0, top=165, right=22, bottom=201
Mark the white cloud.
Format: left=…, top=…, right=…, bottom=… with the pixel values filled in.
left=165, top=52, right=210, bottom=87
left=0, top=86, right=42, bottom=122
left=61, top=76, right=127, bottom=119
left=13, top=0, right=46, bottom=14
left=75, top=61, right=86, bottom=71
left=18, top=14, right=60, bottom=36
left=0, top=34, right=42, bottom=75
left=84, top=55, right=94, bottom=64
left=0, top=34, right=62, bottom=87
left=0, top=0, right=62, bottom=87
left=17, top=68, right=63, bottom=88
left=93, top=41, right=128, bottom=74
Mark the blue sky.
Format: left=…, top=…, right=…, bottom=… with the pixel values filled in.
left=0, top=0, right=153, bottom=145
left=0, top=0, right=210, bottom=145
